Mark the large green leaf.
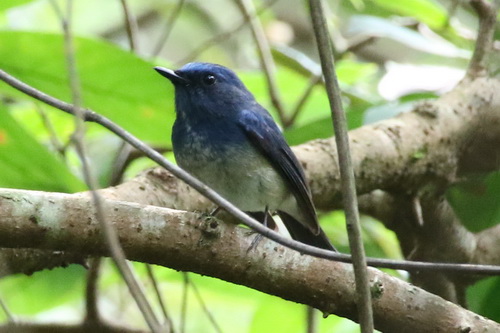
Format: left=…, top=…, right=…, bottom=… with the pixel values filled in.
left=0, top=265, right=85, bottom=316
left=0, top=0, right=33, bottom=12
left=447, top=172, right=500, bottom=232
left=0, top=31, right=175, bottom=146
left=372, top=0, right=447, bottom=29
left=0, top=104, right=84, bottom=192
left=467, top=277, right=500, bottom=322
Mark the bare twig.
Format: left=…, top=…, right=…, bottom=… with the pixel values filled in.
left=306, top=306, right=317, bottom=333
left=34, top=103, right=67, bottom=156
left=467, top=0, right=499, bottom=77
left=109, top=145, right=171, bottom=186
left=276, top=36, right=376, bottom=128
left=186, top=276, right=224, bottom=333
left=234, top=0, right=286, bottom=123
left=412, top=196, right=424, bottom=227
left=85, top=258, right=102, bottom=322
left=0, top=298, right=14, bottom=323
left=3, top=69, right=500, bottom=275
left=180, top=273, right=189, bottom=333
left=119, top=0, right=139, bottom=52
left=179, top=0, right=278, bottom=64
left=111, top=0, right=140, bottom=186
left=444, top=0, right=460, bottom=29
left=308, top=0, right=373, bottom=332
left=288, top=74, right=322, bottom=127
left=145, top=264, right=175, bottom=332
left=109, top=142, right=134, bottom=186
left=152, top=0, right=187, bottom=58
left=57, top=1, right=160, bottom=331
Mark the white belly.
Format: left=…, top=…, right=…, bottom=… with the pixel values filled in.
left=176, top=144, right=290, bottom=213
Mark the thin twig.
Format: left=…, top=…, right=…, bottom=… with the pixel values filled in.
left=113, top=0, right=139, bottom=186
left=180, top=273, right=189, bottom=333
left=109, top=145, right=171, bottom=186
left=34, top=103, right=66, bottom=156
left=145, top=264, right=175, bottom=332
left=85, top=258, right=102, bottom=322
left=276, top=35, right=376, bottom=128
left=57, top=1, right=160, bottom=331
left=444, top=0, right=460, bottom=29
left=234, top=0, right=286, bottom=124
left=411, top=196, right=424, bottom=227
left=288, top=74, right=322, bottom=127
left=119, top=0, right=139, bottom=52
left=306, top=306, right=317, bottom=333
left=467, top=0, right=499, bottom=77
left=3, top=69, right=500, bottom=275
left=151, top=0, right=187, bottom=58
left=179, top=0, right=278, bottom=64
left=308, top=0, right=373, bottom=332
left=0, top=298, right=14, bottom=323
left=186, top=276, right=224, bottom=333
left=109, top=142, right=135, bottom=186
left=48, top=0, right=64, bottom=21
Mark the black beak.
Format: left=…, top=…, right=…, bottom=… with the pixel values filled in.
left=154, top=66, right=190, bottom=85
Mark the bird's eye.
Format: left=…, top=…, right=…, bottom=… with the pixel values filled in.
left=203, top=74, right=216, bottom=85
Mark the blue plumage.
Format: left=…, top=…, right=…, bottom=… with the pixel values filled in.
left=155, top=62, right=335, bottom=251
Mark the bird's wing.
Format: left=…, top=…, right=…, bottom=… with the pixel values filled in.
left=237, top=109, right=319, bottom=235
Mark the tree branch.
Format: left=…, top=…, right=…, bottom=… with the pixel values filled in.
left=308, top=0, right=372, bottom=331
left=467, top=0, right=499, bottom=77
left=0, top=189, right=499, bottom=333
left=0, top=248, right=86, bottom=278
left=234, top=0, right=287, bottom=123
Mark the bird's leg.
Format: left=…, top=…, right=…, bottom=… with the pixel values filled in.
left=247, top=206, right=274, bottom=252
left=209, top=206, right=221, bottom=216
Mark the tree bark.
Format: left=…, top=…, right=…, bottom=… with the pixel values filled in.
left=0, top=189, right=498, bottom=333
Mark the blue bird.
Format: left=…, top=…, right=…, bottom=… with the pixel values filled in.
left=155, top=62, right=335, bottom=251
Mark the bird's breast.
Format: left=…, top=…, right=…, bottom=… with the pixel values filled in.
left=172, top=119, right=289, bottom=212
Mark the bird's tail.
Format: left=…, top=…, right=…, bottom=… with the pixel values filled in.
left=278, top=211, right=337, bottom=252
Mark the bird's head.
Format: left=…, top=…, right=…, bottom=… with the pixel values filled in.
left=155, top=62, right=256, bottom=119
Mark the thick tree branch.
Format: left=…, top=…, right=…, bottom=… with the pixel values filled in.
left=0, top=248, right=85, bottom=278
left=0, top=189, right=498, bottom=333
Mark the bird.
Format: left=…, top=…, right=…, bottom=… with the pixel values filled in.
left=154, top=62, right=335, bottom=251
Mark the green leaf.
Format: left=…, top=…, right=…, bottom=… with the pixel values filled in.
left=467, top=277, right=500, bottom=322
left=0, top=265, right=85, bottom=316
left=249, top=298, right=304, bottom=333
left=0, top=31, right=175, bottom=146
left=285, top=117, right=332, bottom=146
left=372, top=0, right=447, bottom=28
left=0, top=0, right=33, bottom=12
left=284, top=102, right=367, bottom=146
left=447, top=172, right=500, bottom=232
left=0, top=104, right=84, bottom=192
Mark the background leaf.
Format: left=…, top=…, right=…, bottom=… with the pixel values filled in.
left=0, top=0, right=33, bottom=12
left=0, top=31, right=175, bottom=146
left=0, top=104, right=84, bottom=192
left=0, top=265, right=85, bottom=317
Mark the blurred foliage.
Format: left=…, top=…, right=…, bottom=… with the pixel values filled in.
left=448, top=172, right=500, bottom=232
left=0, top=0, right=498, bottom=331
left=0, top=103, right=84, bottom=192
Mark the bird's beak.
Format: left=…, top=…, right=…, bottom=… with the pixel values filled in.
left=154, top=66, right=190, bottom=85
